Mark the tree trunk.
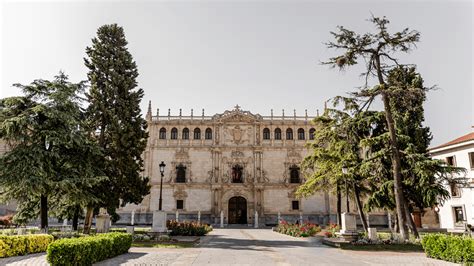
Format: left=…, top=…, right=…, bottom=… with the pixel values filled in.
left=393, top=214, right=399, bottom=233
left=72, top=205, right=80, bottom=231
left=374, top=54, right=409, bottom=241
left=353, top=182, right=368, bottom=232
left=345, top=181, right=350, bottom=213
left=336, top=182, right=342, bottom=226
left=83, top=206, right=94, bottom=234
left=405, top=202, right=420, bottom=239
left=40, top=194, right=48, bottom=230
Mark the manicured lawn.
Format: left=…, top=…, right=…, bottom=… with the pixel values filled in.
left=132, top=242, right=194, bottom=248
left=340, top=243, right=423, bottom=252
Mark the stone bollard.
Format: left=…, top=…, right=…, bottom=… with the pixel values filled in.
left=220, top=210, right=224, bottom=228
left=126, top=225, right=135, bottom=235
left=368, top=227, right=378, bottom=241
left=254, top=211, right=259, bottom=228
left=277, top=212, right=281, bottom=224
left=198, top=211, right=201, bottom=224
left=176, top=210, right=179, bottom=222
left=299, top=212, right=303, bottom=225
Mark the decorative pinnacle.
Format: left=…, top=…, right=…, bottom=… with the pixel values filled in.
left=234, top=104, right=241, bottom=110
left=146, top=100, right=152, bottom=120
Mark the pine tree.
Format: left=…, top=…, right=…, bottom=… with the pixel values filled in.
left=0, top=73, right=103, bottom=229
left=84, top=24, right=150, bottom=233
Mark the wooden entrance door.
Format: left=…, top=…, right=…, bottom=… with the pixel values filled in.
left=228, top=196, right=247, bottom=224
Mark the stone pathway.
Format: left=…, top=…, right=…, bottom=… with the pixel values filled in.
left=0, top=228, right=456, bottom=265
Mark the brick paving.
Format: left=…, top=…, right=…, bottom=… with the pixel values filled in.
left=0, top=228, right=456, bottom=265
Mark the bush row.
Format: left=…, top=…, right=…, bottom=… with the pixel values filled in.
left=422, top=233, right=474, bottom=263
left=0, top=234, right=54, bottom=258
left=166, top=220, right=212, bottom=236
left=46, top=232, right=132, bottom=266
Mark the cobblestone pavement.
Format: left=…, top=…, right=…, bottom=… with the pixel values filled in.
left=0, top=228, right=456, bottom=265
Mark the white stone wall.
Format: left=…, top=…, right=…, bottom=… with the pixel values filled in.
left=431, top=140, right=474, bottom=230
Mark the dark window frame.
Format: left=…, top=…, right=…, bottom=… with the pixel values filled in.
left=159, top=128, right=167, bottom=139
left=194, top=128, right=201, bottom=140
left=309, top=128, right=315, bottom=140
left=171, top=127, right=178, bottom=140
left=297, top=128, right=305, bottom=140
left=176, top=165, right=186, bottom=183
left=182, top=128, right=189, bottom=140
left=292, top=200, right=299, bottom=210
left=286, top=128, right=293, bottom=140
left=274, top=128, right=282, bottom=140
left=205, top=128, right=213, bottom=140
left=263, top=128, right=270, bottom=140
left=290, top=166, right=300, bottom=183
left=176, top=200, right=184, bottom=210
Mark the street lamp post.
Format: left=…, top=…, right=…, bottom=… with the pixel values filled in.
left=342, top=166, right=349, bottom=213
left=159, top=161, right=166, bottom=211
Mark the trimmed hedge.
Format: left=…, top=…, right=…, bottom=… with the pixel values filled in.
left=46, top=232, right=132, bottom=266
left=422, top=233, right=474, bottom=263
left=0, top=234, right=54, bottom=258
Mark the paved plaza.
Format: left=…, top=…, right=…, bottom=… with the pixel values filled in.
left=0, top=228, right=455, bottom=266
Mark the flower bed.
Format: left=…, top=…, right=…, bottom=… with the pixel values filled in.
left=0, top=234, right=54, bottom=258
left=422, top=233, right=474, bottom=263
left=46, top=232, right=132, bottom=266
left=276, top=220, right=321, bottom=237
left=166, top=220, right=212, bottom=236
left=323, top=223, right=340, bottom=238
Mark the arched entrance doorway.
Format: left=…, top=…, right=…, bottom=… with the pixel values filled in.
left=228, top=196, right=247, bottom=224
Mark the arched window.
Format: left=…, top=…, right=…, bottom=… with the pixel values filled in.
left=290, top=166, right=300, bottom=183
left=176, top=164, right=186, bottom=183
left=194, top=128, right=201, bottom=139
left=159, top=127, right=167, bottom=139
left=205, top=128, right=212, bottom=140
left=232, top=165, right=243, bottom=183
left=182, top=128, right=189, bottom=139
left=309, top=128, right=315, bottom=140
left=286, top=128, right=293, bottom=140
left=263, top=128, right=270, bottom=140
left=297, top=128, right=305, bottom=140
left=274, top=128, right=282, bottom=140
left=171, top=127, right=178, bottom=139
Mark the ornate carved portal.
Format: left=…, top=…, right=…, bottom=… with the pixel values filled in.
left=228, top=196, right=247, bottom=224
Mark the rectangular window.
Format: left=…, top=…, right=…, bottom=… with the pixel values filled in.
left=176, top=200, right=184, bottom=210
left=446, top=156, right=456, bottom=166
left=453, top=206, right=465, bottom=224
left=292, top=201, right=299, bottom=210
left=450, top=183, right=461, bottom=197
left=469, top=152, right=474, bottom=169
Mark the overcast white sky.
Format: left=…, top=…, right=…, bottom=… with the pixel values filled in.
left=1, top=0, right=472, bottom=147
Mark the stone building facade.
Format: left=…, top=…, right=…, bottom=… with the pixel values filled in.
left=118, top=104, right=336, bottom=226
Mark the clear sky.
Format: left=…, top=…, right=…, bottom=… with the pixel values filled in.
left=1, top=0, right=472, bottom=147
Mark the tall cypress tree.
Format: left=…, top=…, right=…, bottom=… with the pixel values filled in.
left=84, top=24, right=149, bottom=233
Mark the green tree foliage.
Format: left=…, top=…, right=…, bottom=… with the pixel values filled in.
left=0, top=73, right=105, bottom=228
left=323, top=15, right=422, bottom=240
left=297, top=97, right=386, bottom=231
left=84, top=24, right=149, bottom=230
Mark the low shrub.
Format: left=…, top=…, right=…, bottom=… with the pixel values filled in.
left=0, top=214, right=14, bottom=228
left=276, top=220, right=321, bottom=237
left=166, top=220, right=213, bottom=236
left=0, top=234, right=54, bottom=258
left=422, top=233, right=474, bottom=263
left=323, top=223, right=340, bottom=238
left=46, top=232, right=132, bottom=266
